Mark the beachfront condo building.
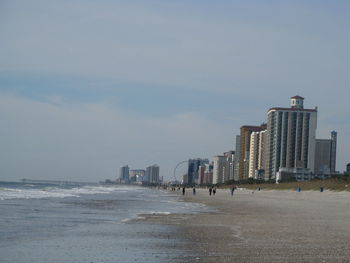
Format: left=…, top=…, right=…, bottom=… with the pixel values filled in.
left=145, top=164, right=160, bottom=184
left=212, top=151, right=235, bottom=184
left=213, top=155, right=226, bottom=184
left=225, top=151, right=235, bottom=181
left=248, top=130, right=267, bottom=179
left=314, top=131, right=337, bottom=177
left=233, top=135, right=241, bottom=181
left=205, top=163, right=214, bottom=184
left=239, top=124, right=267, bottom=180
left=129, top=169, right=146, bottom=182
left=265, top=96, right=317, bottom=180
left=187, top=158, right=209, bottom=185
left=198, top=163, right=214, bottom=185
left=119, top=165, right=130, bottom=183
left=198, top=165, right=206, bottom=185
left=330, top=131, right=337, bottom=173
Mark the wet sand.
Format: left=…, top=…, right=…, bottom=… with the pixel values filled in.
left=135, top=188, right=350, bottom=262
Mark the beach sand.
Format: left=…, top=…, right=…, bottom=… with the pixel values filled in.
left=134, top=188, right=350, bottom=262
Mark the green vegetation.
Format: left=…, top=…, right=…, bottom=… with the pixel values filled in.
left=239, top=174, right=350, bottom=191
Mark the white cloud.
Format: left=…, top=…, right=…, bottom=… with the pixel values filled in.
left=0, top=94, right=235, bottom=182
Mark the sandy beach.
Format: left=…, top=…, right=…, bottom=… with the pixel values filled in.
left=135, top=188, right=350, bottom=262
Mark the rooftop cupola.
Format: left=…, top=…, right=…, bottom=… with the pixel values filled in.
left=290, top=95, right=304, bottom=109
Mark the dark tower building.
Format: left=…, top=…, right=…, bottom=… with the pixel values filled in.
left=187, top=158, right=209, bottom=185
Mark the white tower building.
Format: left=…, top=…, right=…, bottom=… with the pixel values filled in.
left=212, top=155, right=226, bottom=184
left=248, top=130, right=267, bottom=178
left=265, top=96, right=317, bottom=180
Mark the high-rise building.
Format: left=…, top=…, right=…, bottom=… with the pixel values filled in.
left=330, top=131, right=337, bottom=173
left=198, top=165, right=206, bottom=185
left=266, top=96, right=317, bottom=180
left=213, top=155, right=226, bottom=184
left=212, top=152, right=234, bottom=184
left=239, top=124, right=266, bottom=180
left=314, top=131, right=337, bottom=176
left=248, top=130, right=267, bottom=179
left=129, top=169, right=146, bottom=182
left=314, top=139, right=331, bottom=176
left=257, top=131, right=267, bottom=178
left=224, top=151, right=235, bottom=182
left=346, top=163, right=350, bottom=174
left=145, top=164, right=160, bottom=184
left=197, top=163, right=214, bottom=185
left=182, top=174, right=188, bottom=185
left=233, top=135, right=241, bottom=181
left=119, top=165, right=130, bottom=183
left=187, top=158, right=209, bottom=185
left=204, top=163, right=214, bottom=184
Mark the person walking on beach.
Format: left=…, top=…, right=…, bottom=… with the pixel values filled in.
left=192, top=187, right=196, bottom=195
left=231, top=186, right=235, bottom=196
left=182, top=187, right=185, bottom=195
left=209, top=187, right=212, bottom=196
left=213, top=187, right=216, bottom=195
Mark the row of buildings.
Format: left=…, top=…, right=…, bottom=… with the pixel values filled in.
left=183, top=96, right=338, bottom=184
left=119, top=164, right=161, bottom=185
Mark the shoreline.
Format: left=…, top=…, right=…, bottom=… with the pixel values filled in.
left=133, top=188, right=350, bottom=262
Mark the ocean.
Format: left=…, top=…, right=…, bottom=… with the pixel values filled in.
left=0, top=181, right=208, bottom=263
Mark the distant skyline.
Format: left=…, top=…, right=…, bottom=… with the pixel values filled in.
left=1, top=0, right=349, bottom=182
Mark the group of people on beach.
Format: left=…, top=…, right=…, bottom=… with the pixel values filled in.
left=181, top=187, right=196, bottom=195
left=209, top=185, right=237, bottom=196
left=208, top=186, right=216, bottom=196
left=178, top=185, right=238, bottom=196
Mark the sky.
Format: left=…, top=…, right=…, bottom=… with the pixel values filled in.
left=0, top=0, right=349, bottom=182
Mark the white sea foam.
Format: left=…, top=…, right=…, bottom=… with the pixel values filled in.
left=0, top=188, right=77, bottom=200
left=0, top=185, right=126, bottom=200
left=149, top=211, right=171, bottom=215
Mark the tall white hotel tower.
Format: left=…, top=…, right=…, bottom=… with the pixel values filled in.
left=265, top=96, right=317, bottom=180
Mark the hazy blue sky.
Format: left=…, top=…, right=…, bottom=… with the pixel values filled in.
left=1, top=0, right=349, bottom=182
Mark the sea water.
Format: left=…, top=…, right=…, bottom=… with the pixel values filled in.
left=0, top=181, right=208, bottom=263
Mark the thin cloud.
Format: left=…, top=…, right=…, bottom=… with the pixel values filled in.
left=0, top=94, right=234, bottom=181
